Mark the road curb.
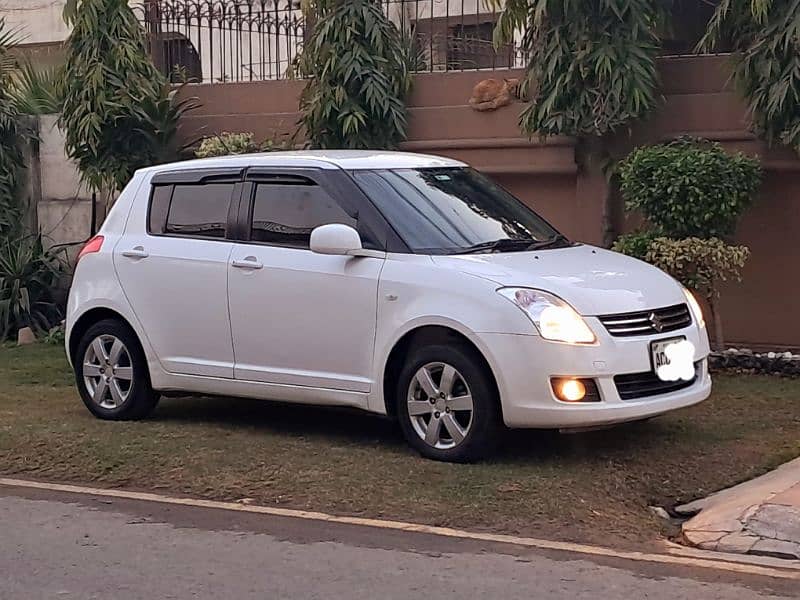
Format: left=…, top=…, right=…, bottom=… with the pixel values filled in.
left=2, top=476, right=799, bottom=580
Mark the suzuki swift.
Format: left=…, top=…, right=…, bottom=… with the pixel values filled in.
left=66, top=151, right=711, bottom=462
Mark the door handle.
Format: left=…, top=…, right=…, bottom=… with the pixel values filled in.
left=231, top=256, right=263, bottom=270
left=122, top=246, right=149, bottom=259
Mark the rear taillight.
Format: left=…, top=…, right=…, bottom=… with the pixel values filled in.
left=77, top=235, right=104, bottom=262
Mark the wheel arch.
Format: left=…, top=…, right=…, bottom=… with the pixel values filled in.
left=68, top=307, right=141, bottom=366
left=381, top=324, right=501, bottom=417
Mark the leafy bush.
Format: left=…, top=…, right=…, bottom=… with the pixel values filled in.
left=613, top=234, right=750, bottom=349
left=194, top=132, right=287, bottom=158
left=43, top=323, right=66, bottom=346
left=610, top=231, right=659, bottom=262
left=618, top=138, right=762, bottom=239
left=640, top=237, right=749, bottom=299
left=196, top=133, right=261, bottom=158
left=0, top=235, right=66, bottom=340
left=298, top=0, right=412, bottom=149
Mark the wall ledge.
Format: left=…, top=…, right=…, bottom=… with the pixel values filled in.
left=400, top=136, right=574, bottom=151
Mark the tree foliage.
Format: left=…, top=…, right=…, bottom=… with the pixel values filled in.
left=134, top=82, right=202, bottom=165
left=700, top=0, right=800, bottom=154
left=298, top=0, right=412, bottom=149
left=618, top=138, right=762, bottom=238
left=490, top=0, right=664, bottom=138
left=60, top=0, right=177, bottom=191
left=0, top=18, right=24, bottom=239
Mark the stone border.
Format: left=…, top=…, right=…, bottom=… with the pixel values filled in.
left=709, top=349, right=800, bottom=376
left=677, top=458, right=800, bottom=560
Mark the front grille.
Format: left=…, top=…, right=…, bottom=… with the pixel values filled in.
left=598, top=303, right=692, bottom=337
left=614, top=361, right=702, bottom=400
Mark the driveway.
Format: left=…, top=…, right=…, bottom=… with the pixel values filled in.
left=1, top=485, right=797, bottom=599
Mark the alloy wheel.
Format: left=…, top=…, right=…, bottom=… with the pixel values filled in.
left=82, top=334, right=134, bottom=410
left=407, top=361, right=474, bottom=450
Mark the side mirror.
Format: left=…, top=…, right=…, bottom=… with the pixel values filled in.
left=310, top=224, right=363, bottom=256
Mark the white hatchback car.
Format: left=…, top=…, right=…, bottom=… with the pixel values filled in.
left=66, top=151, right=711, bottom=462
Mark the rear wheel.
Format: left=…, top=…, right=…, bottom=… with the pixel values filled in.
left=74, top=319, right=159, bottom=420
left=396, top=344, right=500, bottom=462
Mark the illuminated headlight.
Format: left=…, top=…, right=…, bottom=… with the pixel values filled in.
left=682, top=287, right=706, bottom=329
left=498, top=288, right=596, bottom=344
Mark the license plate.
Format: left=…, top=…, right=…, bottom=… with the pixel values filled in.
left=650, top=336, right=684, bottom=372
left=650, top=336, right=696, bottom=382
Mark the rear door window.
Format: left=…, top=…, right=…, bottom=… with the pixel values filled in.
left=149, top=183, right=236, bottom=239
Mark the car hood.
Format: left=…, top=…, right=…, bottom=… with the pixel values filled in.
left=431, top=244, right=685, bottom=316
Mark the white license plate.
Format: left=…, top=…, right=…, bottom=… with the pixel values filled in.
left=650, top=337, right=685, bottom=372
left=650, top=336, right=696, bottom=382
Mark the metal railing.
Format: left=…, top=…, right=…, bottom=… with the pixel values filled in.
left=381, top=0, right=524, bottom=73
left=134, top=1, right=306, bottom=83
left=135, top=0, right=524, bottom=84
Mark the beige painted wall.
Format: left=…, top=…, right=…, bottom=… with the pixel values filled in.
left=29, top=115, right=94, bottom=256
left=0, top=0, right=71, bottom=44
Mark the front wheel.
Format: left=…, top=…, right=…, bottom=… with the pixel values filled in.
left=74, top=319, right=159, bottom=420
left=396, top=344, right=500, bottom=462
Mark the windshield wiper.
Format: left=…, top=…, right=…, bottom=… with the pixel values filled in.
left=454, top=238, right=536, bottom=254
left=525, top=234, right=571, bottom=250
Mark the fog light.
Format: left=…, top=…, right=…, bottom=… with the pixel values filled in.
left=556, top=379, right=585, bottom=401
left=551, top=378, right=600, bottom=402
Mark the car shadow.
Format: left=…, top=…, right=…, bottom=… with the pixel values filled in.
left=494, top=420, right=672, bottom=464
left=154, top=394, right=407, bottom=448
left=152, top=394, right=675, bottom=462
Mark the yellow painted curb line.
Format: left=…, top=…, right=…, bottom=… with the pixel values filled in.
left=2, top=477, right=798, bottom=580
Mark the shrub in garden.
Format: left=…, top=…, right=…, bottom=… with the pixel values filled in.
left=0, top=234, right=66, bottom=340
left=609, top=230, right=658, bottom=262
left=618, top=138, right=762, bottom=238
left=194, top=132, right=288, bottom=158
left=614, top=138, right=762, bottom=349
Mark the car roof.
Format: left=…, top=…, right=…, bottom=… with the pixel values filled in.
left=141, top=150, right=467, bottom=174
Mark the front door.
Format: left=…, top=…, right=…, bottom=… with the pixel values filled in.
left=115, top=177, right=239, bottom=378
left=228, top=172, right=383, bottom=392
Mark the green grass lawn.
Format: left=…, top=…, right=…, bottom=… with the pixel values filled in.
left=1, top=342, right=799, bottom=548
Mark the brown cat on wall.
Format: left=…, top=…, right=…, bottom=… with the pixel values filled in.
left=468, top=78, right=521, bottom=111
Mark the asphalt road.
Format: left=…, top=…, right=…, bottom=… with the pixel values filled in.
left=1, top=485, right=797, bottom=599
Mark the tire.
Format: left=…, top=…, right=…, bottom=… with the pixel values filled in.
left=396, top=343, right=500, bottom=462
left=74, top=318, right=159, bottom=420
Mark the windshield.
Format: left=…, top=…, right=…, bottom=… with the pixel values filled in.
left=350, top=167, right=565, bottom=254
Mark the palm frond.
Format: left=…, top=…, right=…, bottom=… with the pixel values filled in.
left=9, top=61, right=63, bottom=115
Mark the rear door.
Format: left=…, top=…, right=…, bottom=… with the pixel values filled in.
left=114, top=169, right=242, bottom=378
left=227, top=169, right=384, bottom=391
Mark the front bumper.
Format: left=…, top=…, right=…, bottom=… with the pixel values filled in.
left=475, top=320, right=712, bottom=429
